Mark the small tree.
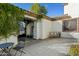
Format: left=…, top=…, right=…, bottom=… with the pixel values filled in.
left=40, top=5, right=47, bottom=15
left=30, top=3, right=47, bottom=20
left=0, top=3, right=26, bottom=40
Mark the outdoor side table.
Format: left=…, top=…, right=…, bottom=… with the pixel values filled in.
left=0, top=43, right=14, bottom=56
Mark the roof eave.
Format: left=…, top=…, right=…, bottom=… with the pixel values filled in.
left=64, top=3, right=68, bottom=6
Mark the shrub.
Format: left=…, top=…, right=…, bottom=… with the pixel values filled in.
left=0, top=3, right=26, bottom=39
left=68, top=44, right=79, bottom=56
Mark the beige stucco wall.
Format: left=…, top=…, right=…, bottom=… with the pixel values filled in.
left=33, top=19, right=52, bottom=39
left=26, top=23, right=33, bottom=36
left=33, top=20, right=42, bottom=39
left=33, top=17, right=79, bottom=40
left=51, top=20, right=62, bottom=32
left=41, top=19, right=52, bottom=39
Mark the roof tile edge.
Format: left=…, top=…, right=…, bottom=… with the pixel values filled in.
left=64, top=3, right=68, bottom=6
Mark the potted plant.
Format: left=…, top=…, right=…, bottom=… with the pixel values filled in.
left=0, top=3, right=26, bottom=46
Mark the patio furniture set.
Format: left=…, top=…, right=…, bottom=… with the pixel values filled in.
left=0, top=36, right=26, bottom=56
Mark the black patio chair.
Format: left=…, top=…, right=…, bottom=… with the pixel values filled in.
left=13, top=36, right=26, bottom=56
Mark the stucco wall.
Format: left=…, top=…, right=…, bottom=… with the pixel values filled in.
left=41, top=19, right=52, bottom=39
left=64, top=3, right=79, bottom=18
left=51, top=20, right=79, bottom=40
left=33, top=21, right=38, bottom=39
left=26, top=23, right=33, bottom=36
left=33, top=19, right=52, bottom=39
left=33, top=20, right=42, bottom=39
left=0, top=35, right=18, bottom=47
left=51, top=20, right=62, bottom=32
left=33, top=18, right=79, bottom=40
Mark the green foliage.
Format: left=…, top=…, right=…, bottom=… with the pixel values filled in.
left=31, top=3, right=41, bottom=14
left=0, top=3, right=26, bottom=38
left=30, top=3, right=47, bottom=19
left=68, top=44, right=79, bottom=56
left=40, top=6, right=47, bottom=15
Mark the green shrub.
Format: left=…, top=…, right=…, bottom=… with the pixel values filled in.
left=0, top=3, right=26, bottom=39
left=68, top=44, right=79, bottom=56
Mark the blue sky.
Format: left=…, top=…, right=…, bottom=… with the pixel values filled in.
left=13, top=3, right=64, bottom=17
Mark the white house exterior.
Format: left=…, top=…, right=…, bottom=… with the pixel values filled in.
left=13, top=3, right=79, bottom=41
left=64, top=3, right=79, bottom=18
left=34, top=3, right=79, bottom=40
left=61, top=3, right=79, bottom=39
left=1, top=3, right=79, bottom=46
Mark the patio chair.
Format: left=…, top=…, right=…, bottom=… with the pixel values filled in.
left=0, top=42, right=14, bottom=56
left=13, top=36, right=26, bottom=56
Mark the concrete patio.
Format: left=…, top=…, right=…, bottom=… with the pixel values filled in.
left=11, top=38, right=78, bottom=56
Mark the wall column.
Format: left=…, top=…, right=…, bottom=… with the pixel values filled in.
left=33, top=20, right=42, bottom=39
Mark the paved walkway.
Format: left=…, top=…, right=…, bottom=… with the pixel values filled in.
left=12, top=38, right=78, bottom=56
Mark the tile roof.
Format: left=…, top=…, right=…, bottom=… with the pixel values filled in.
left=25, top=10, right=52, bottom=20
left=25, top=10, right=71, bottom=21
left=51, top=15, right=71, bottom=21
